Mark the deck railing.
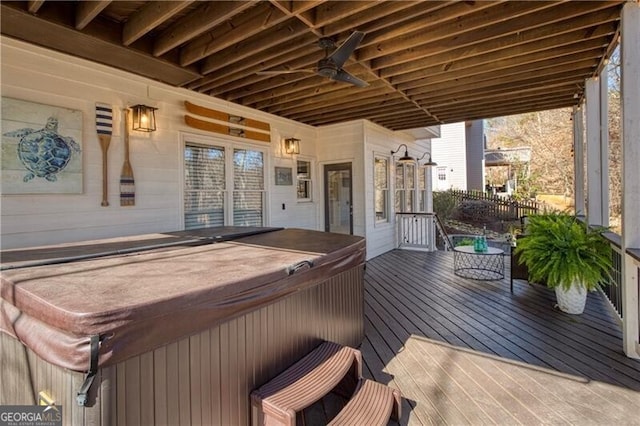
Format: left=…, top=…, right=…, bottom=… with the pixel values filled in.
left=396, top=212, right=436, bottom=252
left=449, top=189, right=542, bottom=221
left=604, top=239, right=624, bottom=321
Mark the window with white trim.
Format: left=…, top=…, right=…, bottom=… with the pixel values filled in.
left=296, top=160, right=312, bottom=201
left=184, top=143, right=225, bottom=229
left=418, top=166, right=427, bottom=212
left=233, top=148, right=264, bottom=226
left=184, top=142, right=265, bottom=229
left=395, top=162, right=415, bottom=212
left=374, top=156, right=389, bottom=222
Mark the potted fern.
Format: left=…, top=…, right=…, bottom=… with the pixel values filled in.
left=514, top=212, right=612, bottom=314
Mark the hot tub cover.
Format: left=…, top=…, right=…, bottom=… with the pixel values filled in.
left=1, top=228, right=365, bottom=372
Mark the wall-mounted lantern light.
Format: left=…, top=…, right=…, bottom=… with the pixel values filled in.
left=391, top=143, right=415, bottom=163
left=417, top=152, right=438, bottom=167
left=284, top=137, right=301, bottom=155
left=130, top=104, right=158, bottom=132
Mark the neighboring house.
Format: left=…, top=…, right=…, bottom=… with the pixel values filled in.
left=430, top=121, right=485, bottom=192
left=484, top=147, right=532, bottom=196
left=0, top=39, right=439, bottom=260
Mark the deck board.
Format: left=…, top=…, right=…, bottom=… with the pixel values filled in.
left=361, top=249, right=640, bottom=425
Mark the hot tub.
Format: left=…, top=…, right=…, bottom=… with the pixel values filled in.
left=1, top=228, right=365, bottom=425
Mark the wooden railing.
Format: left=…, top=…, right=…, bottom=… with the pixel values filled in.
left=449, top=189, right=542, bottom=221
left=603, top=235, right=624, bottom=321
left=396, top=212, right=436, bottom=252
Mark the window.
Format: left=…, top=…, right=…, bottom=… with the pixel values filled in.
left=395, top=162, right=415, bottom=212
left=374, top=157, right=389, bottom=222
left=418, top=166, right=427, bottom=212
left=437, top=166, right=447, bottom=181
left=296, top=160, right=312, bottom=201
left=233, top=149, right=264, bottom=226
left=184, top=144, right=226, bottom=229
left=184, top=142, right=265, bottom=229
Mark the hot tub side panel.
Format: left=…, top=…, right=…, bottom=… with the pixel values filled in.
left=0, top=265, right=364, bottom=426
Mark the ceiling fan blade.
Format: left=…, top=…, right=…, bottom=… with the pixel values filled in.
left=328, top=31, right=365, bottom=68
left=333, top=69, right=369, bottom=88
left=257, top=69, right=316, bottom=75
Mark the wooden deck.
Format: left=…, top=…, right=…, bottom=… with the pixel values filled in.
left=358, top=249, right=640, bottom=425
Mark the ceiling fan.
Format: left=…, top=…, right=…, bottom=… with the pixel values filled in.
left=257, top=31, right=369, bottom=88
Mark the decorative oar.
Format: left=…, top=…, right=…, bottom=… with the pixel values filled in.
left=120, top=109, right=135, bottom=206
left=95, top=103, right=112, bottom=207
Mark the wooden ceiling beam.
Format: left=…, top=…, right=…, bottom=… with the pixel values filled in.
left=201, top=17, right=311, bottom=74
left=320, top=1, right=426, bottom=36
left=436, top=100, right=576, bottom=124
left=431, top=90, right=576, bottom=116
left=372, top=2, right=619, bottom=70
left=154, top=1, right=256, bottom=57
left=290, top=97, right=408, bottom=122
left=380, top=8, right=617, bottom=78
left=27, top=0, right=45, bottom=14
left=412, top=73, right=589, bottom=105
left=122, top=1, right=193, bottom=46
left=0, top=4, right=200, bottom=86
left=237, top=62, right=370, bottom=104
left=180, top=3, right=288, bottom=66
left=188, top=33, right=318, bottom=91
left=358, top=1, right=552, bottom=62
left=263, top=82, right=393, bottom=115
left=425, top=81, right=584, bottom=109
left=256, top=73, right=388, bottom=112
left=398, top=48, right=604, bottom=93
left=75, top=0, right=111, bottom=30
left=372, top=114, right=437, bottom=129
left=388, top=29, right=614, bottom=86
left=405, top=59, right=598, bottom=98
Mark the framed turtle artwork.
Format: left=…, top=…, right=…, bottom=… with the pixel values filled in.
left=1, top=97, right=83, bottom=194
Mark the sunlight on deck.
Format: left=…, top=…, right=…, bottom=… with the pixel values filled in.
left=384, top=335, right=640, bottom=425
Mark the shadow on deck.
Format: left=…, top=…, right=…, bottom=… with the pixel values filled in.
left=360, top=249, right=640, bottom=425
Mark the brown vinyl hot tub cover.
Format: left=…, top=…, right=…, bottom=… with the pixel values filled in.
left=0, top=229, right=365, bottom=372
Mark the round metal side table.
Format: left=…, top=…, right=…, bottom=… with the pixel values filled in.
left=453, top=245, right=505, bottom=281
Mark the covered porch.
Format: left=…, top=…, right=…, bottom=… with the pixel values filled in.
left=360, top=249, right=640, bottom=424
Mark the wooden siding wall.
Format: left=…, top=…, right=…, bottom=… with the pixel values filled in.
left=431, top=122, right=468, bottom=191
left=316, top=121, right=366, bottom=237
left=0, top=38, right=319, bottom=250
left=363, top=121, right=431, bottom=259
left=0, top=266, right=364, bottom=426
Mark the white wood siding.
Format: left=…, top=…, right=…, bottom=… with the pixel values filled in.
left=0, top=38, right=318, bottom=249
left=430, top=122, right=468, bottom=191
left=363, top=121, right=431, bottom=260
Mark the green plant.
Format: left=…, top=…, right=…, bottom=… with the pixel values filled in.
left=455, top=238, right=475, bottom=247
left=433, top=190, right=457, bottom=221
left=514, top=213, right=612, bottom=291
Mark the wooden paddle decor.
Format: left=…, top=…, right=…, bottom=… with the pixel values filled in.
left=184, top=101, right=270, bottom=131
left=95, top=103, right=112, bottom=207
left=184, top=115, right=271, bottom=143
left=120, top=109, right=135, bottom=206
left=184, top=101, right=271, bottom=143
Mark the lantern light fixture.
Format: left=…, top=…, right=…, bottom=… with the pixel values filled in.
left=284, top=137, right=300, bottom=155
left=390, top=143, right=415, bottom=163
left=130, top=104, right=157, bottom=132
left=417, top=152, right=438, bottom=167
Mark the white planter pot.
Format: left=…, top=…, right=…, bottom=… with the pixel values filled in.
left=554, top=283, right=587, bottom=314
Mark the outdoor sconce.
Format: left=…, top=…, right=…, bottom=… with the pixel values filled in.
left=417, top=152, right=438, bottom=167
left=391, top=143, right=415, bottom=163
left=284, top=137, right=301, bottom=155
left=130, top=104, right=157, bottom=132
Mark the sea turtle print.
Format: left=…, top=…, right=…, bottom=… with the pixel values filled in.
left=3, top=116, right=81, bottom=182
